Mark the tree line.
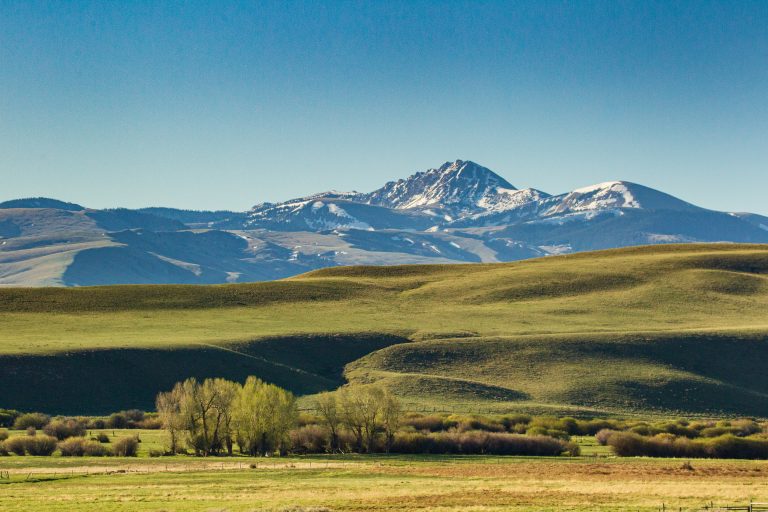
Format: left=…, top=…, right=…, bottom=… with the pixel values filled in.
left=155, top=376, right=402, bottom=456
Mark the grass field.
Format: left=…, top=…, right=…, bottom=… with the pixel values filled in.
left=2, top=452, right=768, bottom=511
left=1, top=243, right=767, bottom=415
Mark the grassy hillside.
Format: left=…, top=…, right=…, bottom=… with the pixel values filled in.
left=1, top=243, right=767, bottom=414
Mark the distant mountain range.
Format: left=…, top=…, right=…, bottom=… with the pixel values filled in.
left=1, top=160, right=767, bottom=286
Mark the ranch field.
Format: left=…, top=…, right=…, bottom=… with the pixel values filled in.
left=2, top=452, right=768, bottom=511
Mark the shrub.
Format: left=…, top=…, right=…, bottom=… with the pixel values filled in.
left=579, top=419, right=621, bottom=436
left=730, top=419, right=762, bottom=436
left=113, top=436, right=139, bottom=457
left=95, top=433, right=110, bottom=443
left=500, top=414, right=532, bottom=431
left=529, top=416, right=579, bottom=435
left=608, top=432, right=679, bottom=457
left=0, top=441, right=8, bottom=456
left=84, top=441, right=110, bottom=456
left=0, top=429, right=8, bottom=441
left=402, top=414, right=448, bottom=432
left=607, top=432, right=768, bottom=460
left=26, top=426, right=36, bottom=436
left=700, top=426, right=739, bottom=438
left=14, top=413, right=50, bottom=430
left=124, top=410, right=145, bottom=423
left=58, top=437, right=88, bottom=456
left=706, top=435, right=768, bottom=459
left=290, top=425, right=328, bottom=454
left=629, top=424, right=663, bottom=437
left=452, top=415, right=505, bottom=433
left=136, top=417, right=163, bottom=430
left=25, top=435, right=58, bottom=456
left=149, top=449, right=164, bottom=457
left=107, top=413, right=128, bottom=429
left=595, top=429, right=618, bottom=446
left=60, top=437, right=111, bottom=457
left=44, top=419, right=86, bottom=440
left=87, top=418, right=106, bottom=429
left=525, top=426, right=570, bottom=440
left=563, top=441, right=582, bottom=457
left=391, top=431, right=572, bottom=456
left=4, top=436, right=27, bottom=455
left=657, top=422, right=700, bottom=438
left=0, top=409, right=20, bottom=428
left=336, top=430, right=357, bottom=453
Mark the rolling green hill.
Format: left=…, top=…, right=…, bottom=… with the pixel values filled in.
left=1, top=243, right=767, bottom=415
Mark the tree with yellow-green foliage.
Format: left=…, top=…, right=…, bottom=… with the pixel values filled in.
left=337, top=385, right=401, bottom=453
left=314, top=391, right=342, bottom=452
left=156, top=377, right=240, bottom=456
left=233, top=376, right=298, bottom=456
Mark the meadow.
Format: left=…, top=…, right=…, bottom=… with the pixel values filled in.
left=2, top=243, right=768, bottom=510
left=2, top=450, right=768, bottom=511
left=1, top=243, right=767, bottom=415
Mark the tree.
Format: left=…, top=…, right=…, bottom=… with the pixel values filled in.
left=314, top=392, right=342, bottom=452
left=157, top=377, right=240, bottom=456
left=338, top=385, right=402, bottom=453
left=234, top=376, right=297, bottom=456
left=209, top=378, right=240, bottom=455
left=338, top=388, right=366, bottom=452
left=156, top=386, right=185, bottom=454
left=156, top=376, right=297, bottom=457
left=380, top=389, right=402, bottom=453
left=339, top=385, right=391, bottom=453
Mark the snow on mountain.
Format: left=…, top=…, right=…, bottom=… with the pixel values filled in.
left=542, top=181, right=699, bottom=217
left=243, top=161, right=734, bottom=236
left=246, top=195, right=433, bottom=232
left=5, top=159, right=766, bottom=287
left=360, top=160, right=529, bottom=217
left=248, top=196, right=371, bottom=231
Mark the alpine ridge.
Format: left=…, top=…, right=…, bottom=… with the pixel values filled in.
left=1, top=159, right=766, bottom=286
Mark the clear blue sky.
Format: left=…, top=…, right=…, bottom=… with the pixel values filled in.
left=1, top=0, right=766, bottom=214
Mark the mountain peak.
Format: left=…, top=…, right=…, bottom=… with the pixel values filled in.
left=362, top=160, right=518, bottom=217
left=544, top=180, right=700, bottom=216
left=431, top=160, right=515, bottom=189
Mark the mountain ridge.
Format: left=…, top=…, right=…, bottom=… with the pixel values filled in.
left=1, top=159, right=767, bottom=286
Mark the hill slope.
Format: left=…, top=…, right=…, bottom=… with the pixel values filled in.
left=0, top=243, right=767, bottom=415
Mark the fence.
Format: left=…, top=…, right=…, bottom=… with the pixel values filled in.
left=660, top=503, right=768, bottom=512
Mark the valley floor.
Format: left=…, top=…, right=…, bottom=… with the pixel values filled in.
left=2, top=453, right=768, bottom=511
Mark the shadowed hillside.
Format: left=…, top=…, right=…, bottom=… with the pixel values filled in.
left=0, top=243, right=766, bottom=414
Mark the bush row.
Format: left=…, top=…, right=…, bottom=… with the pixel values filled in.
left=0, top=435, right=138, bottom=457
left=398, top=413, right=766, bottom=440
left=396, top=413, right=612, bottom=439
left=288, top=424, right=577, bottom=456
left=391, top=431, right=579, bottom=456
left=606, top=432, right=768, bottom=459
left=8, top=410, right=162, bottom=431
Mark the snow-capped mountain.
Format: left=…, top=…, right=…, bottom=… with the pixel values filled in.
left=358, top=160, right=541, bottom=219
left=1, top=159, right=766, bottom=286
left=247, top=193, right=432, bottom=232
left=540, top=181, right=699, bottom=217
left=243, top=161, right=710, bottom=231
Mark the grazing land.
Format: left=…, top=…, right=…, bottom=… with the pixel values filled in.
left=1, top=243, right=767, bottom=415
left=2, top=452, right=768, bottom=511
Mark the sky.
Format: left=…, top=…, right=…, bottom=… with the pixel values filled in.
left=1, top=0, right=766, bottom=214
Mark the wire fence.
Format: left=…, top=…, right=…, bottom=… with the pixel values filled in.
left=657, top=504, right=768, bottom=512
